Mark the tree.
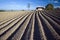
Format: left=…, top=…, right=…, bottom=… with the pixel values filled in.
left=27, top=3, right=30, bottom=10
left=0, top=10, right=5, bottom=12
left=45, top=4, right=54, bottom=10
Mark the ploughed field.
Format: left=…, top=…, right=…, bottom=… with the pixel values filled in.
left=0, top=10, right=60, bottom=40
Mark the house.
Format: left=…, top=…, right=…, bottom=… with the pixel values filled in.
left=36, top=7, right=44, bottom=11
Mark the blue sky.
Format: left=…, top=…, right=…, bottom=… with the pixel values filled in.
left=0, top=0, right=60, bottom=10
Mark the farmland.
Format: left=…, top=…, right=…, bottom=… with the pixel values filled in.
left=0, top=10, right=60, bottom=40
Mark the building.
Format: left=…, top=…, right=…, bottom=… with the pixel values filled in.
left=36, top=7, right=44, bottom=11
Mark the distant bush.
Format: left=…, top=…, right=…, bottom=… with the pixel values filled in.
left=20, top=9, right=25, bottom=11
left=54, top=7, right=60, bottom=13
left=45, top=4, right=54, bottom=10
left=55, top=8, right=60, bottom=10
left=0, top=10, right=5, bottom=12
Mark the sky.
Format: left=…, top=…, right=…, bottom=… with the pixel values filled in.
left=0, top=0, right=60, bottom=10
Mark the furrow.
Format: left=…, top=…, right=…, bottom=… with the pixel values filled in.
left=41, top=11, right=60, bottom=35
left=0, top=13, right=28, bottom=35
left=39, top=12, right=60, bottom=40
left=9, top=13, right=33, bottom=40
left=29, top=13, right=35, bottom=40
left=36, top=12, right=47, bottom=40
left=0, top=13, right=30, bottom=40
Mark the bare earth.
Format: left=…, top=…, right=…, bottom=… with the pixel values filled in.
left=0, top=10, right=60, bottom=40
left=0, top=11, right=29, bottom=22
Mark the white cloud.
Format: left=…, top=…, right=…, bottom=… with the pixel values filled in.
left=54, top=1, right=59, bottom=3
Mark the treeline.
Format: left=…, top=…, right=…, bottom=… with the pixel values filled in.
left=0, top=10, right=5, bottom=12
left=45, top=3, right=60, bottom=10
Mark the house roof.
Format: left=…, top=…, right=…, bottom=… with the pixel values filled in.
left=36, top=7, right=44, bottom=9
